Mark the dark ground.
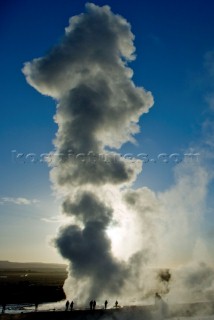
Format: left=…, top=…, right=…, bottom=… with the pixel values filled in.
left=0, top=303, right=214, bottom=320
left=1, top=265, right=214, bottom=319
left=0, top=307, right=153, bottom=320
left=0, top=267, right=67, bottom=304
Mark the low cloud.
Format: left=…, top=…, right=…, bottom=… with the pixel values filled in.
left=0, top=197, right=39, bottom=205
left=42, top=215, right=65, bottom=223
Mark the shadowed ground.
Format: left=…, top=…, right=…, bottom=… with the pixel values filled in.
left=1, top=302, right=214, bottom=320
left=0, top=265, right=67, bottom=304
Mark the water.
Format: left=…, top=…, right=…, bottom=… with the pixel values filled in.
left=0, top=300, right=66, bottom=314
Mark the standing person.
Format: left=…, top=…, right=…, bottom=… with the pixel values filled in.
left=93, top=300, right=96, bottom=310
left=2, top=303, right=6, bottom=314
left=89, top=300, right=93, bottom=310
left=115, top=300, right=118, bottom=308
left=104, top=300, right=108, bottom=309
left=35, top=302, right=39, bottom=312
left=65, top=300, right=69, bottom=311
left=70, top=301, right=74, bottom=310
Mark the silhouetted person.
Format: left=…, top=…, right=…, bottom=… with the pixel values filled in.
left=35, top=302, right=39, bottom=312
left=65, top=300, right=69, bottom=311
left=104, top=300, right=108, bottom=309
left=93, top=300, right=96, bottom=310
left=115, top=300, right=118, bottom=308
left=89, top=300, right=93, bottom=310
left=70, top=301, right=74, bottom=311
left=2, top=303, right=6, bottom=314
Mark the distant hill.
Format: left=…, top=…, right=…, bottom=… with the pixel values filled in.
left=0, top=261, right=67, bottom=270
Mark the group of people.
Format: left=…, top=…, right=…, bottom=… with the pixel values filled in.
left=89, top=300, right=96, bottom=310
left=65, top=300, right=74, bottom=311
left=65, top=299, right=119, bottom=311
left=2, top=295, right=163, bottom=314
left=90, top=299, right=119, bottom=310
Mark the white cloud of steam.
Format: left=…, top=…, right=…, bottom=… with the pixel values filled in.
left=123, top=163, right=209, bottom=265
left=23, top=2, right=214, bottom=312
left=23, top=3, right=152, bottom=192
left=119, top=162, right=213, bottom=305
left=150, top=49, right=214, bottom=308
left=23, top=2, right=153, bottom=303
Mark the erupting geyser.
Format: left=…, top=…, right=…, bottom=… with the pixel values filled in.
left=23, top=3, right=153, bottom=302
left=23, top=2, right=214, bottom=311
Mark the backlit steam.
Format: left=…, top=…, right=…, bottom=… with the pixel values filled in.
left=23, top=3, right=153, bottom=302
left=23, top=2, right=214, bottom=312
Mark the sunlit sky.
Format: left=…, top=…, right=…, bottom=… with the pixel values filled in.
left=0, top=0, right=214, bottom=263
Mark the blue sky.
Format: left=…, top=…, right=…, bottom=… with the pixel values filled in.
left=0, top=0, right=214, bottom=263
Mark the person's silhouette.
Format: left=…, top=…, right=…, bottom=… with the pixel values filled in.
left=89, top=300, right=93, bottom=310
left=93, top=300, right=96, bottom=310
left=70, top=301, right=74, bottom=310
left=35, top=302, right=38, bottom=312
left=104, top=300, right=108, bottom=309
left=65, top=300, right=69, bottom=311
left=115, top=300, right=118, bottom=308
left=2, top=303, right=6, bottom=314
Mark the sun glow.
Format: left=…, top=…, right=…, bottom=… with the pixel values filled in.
left=106, top=226, right=122, bottom=246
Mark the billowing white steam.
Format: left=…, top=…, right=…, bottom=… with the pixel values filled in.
left=23, top=3, right=153, bottom=302
left=23, top=2, right=214, bottom=308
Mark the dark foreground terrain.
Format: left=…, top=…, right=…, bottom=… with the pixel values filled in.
left=0, top=307, right=153, bottom=320
left=0, top=302, right=214, bottom=320
left=0, top=263, right=67, bottom=304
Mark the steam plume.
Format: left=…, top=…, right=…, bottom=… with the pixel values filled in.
left=23, top=3, right=153, bottom=302
left=23, top=2, right=214, bottom=311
